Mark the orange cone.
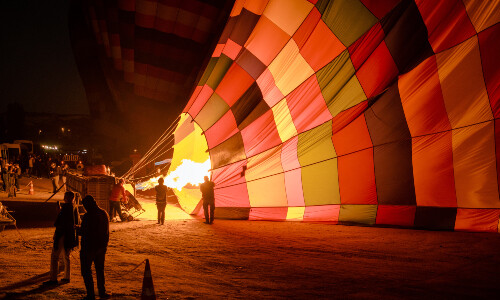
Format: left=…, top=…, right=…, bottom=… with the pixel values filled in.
left=141, top=259, right=156, bottom=300
left=29, top=181, right=34, bottom=195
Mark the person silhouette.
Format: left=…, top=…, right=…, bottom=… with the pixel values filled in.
left=43, top=191, right=80, bottom=285
left=79, top=195, right=111, bottom=299
left=200, top=176, right=215, bottom=224
left=155, top=177, right=168, bottom=225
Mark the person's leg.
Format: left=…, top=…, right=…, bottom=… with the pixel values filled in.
left=209, top=202, right=215, bottom=224
left=51, top=178, right=57, bottom=193
left=54, top=176, right=59, bottom=191
left=203, top=201, right=209, bottom=223
left=157, top=204, right=161, bottom=224
left=161, top=203, right=166, bottom=224
left=108, top=201, right=115, bottom=220
left=49, top=238, right=63, bottom=281
left=80, top=251, right=95, bottom=298
left=94, top=248, right=107, bottom=296
left=116, top=202, right=124, bottom=221
left=62, top=242, right=71, bottom=280
left=158, top=203, right=166, bottom=224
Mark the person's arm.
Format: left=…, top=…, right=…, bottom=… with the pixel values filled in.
left=121, top=186, right=128, bottom=203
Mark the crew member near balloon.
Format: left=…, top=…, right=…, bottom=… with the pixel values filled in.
left=78, top=195, right=111, bottom=299
left=49, top=162, right=60, bottom=193
left=108, top=178, right=128, bottom=222
left=200, top=176, right=215, bottom=224
left=43, top=191, right=80, bottom=285
left=155, top=177, right=168, bottom=225
left=60, top=161, right=69, bottom=192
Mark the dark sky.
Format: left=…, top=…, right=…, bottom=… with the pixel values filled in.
left=1, top=0, right=89, bottom=115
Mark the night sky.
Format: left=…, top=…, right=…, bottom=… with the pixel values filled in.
left=1, top=0, right=89, bottom=115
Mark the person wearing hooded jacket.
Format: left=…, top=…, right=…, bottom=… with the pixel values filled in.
left=79, top=195, right=111, bottom=299
left=43, top=191, right=80, bottom=285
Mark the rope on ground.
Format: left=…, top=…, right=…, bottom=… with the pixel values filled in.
left=44, top=182, right=66, bottom=203
left=113, top=259, right=147, bottom=280
left=14, top=224, right=38, bottom=250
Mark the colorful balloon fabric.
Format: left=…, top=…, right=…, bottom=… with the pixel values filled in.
left=85, top=0, right=231, bottom=104
left=170, top=0, right=500, bottom=232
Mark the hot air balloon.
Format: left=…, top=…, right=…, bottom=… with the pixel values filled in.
left=70, top=0, right=234, bottom=155
left=131, top=0, right=500, bottom=233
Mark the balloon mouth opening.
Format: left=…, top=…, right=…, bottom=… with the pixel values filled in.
left=167, top=113, right=211, bottom=214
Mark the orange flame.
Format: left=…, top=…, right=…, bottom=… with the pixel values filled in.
left=137, top=159, right=211, bottom=191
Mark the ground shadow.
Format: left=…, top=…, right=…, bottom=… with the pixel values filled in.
left=0, top=264, right=65, bottom=291
left=0, top=282, right=66, bottom=299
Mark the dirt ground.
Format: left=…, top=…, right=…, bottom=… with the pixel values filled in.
left=1, top=178, right=500, bottom=299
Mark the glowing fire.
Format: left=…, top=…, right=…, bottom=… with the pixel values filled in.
left=136, top=159, right=211, bottom=191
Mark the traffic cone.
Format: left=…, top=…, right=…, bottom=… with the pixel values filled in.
left=141, top=259, right=156, bottom=300
left=29, top=181, right=34, bottom=195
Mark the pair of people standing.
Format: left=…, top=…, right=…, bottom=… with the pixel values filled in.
left=44, top=192, right=111, bottom=299
left=154, top=176, right=215, bottom=224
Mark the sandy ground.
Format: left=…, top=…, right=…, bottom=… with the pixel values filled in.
left=1, top=178, right=500, bottom=299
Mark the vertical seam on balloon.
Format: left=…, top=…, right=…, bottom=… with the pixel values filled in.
left=434, top=52, right=459, bottom=210
left=476, top=28, right=500, bottom=203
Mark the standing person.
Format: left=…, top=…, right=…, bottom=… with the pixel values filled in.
left=200, top=176, right=215, bottom=224
left=108, top=179, right=128, bottom=222
left=154, top=177, right=168, bottom=225
left=78, top=195, right=111, bottom=299
left=49, top=162, right=59, bottom=193
left=28, top=155, right=34, bottom=178
left=35, top=156, right=43, bottom=179
left=60, top=162, right=69, bottom=192
left=46, top=158, right=53, bottom=178
left=14, top=164, right=21, bottom=191
left=43, top=192, right=80, bottom=285
left=7, top=165, right=16, bottom=198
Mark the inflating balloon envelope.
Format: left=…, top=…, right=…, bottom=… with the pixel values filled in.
left=144, top=0, right=500, bottom=232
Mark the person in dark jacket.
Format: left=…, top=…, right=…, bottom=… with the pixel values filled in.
left=7, top=165, right=16, bottom=198
left=43, top=191, right=80, bottom=285
left=155, top=177, right=168, bottom=225
left=200, top=176, right=215, bottom=224
left=49, top=162, right=60, bottom=193
left=79, top=195, right=111, bottom=299
left=60, top=161, right=69, bottom=192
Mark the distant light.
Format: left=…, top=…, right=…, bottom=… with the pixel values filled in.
left=42, top=145, right=59, bottom=151
left=134, top=149, right=138, bottom=153
left=61, top=127, right=65, bottom=133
